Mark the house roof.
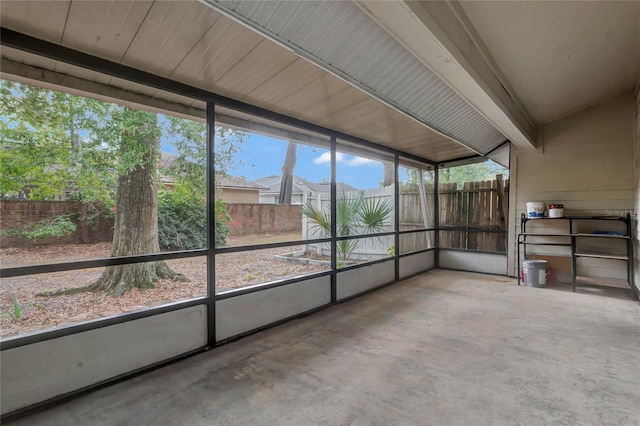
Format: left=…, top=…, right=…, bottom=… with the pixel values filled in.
left=219, top=175, right=268, bottom=191
left=159, top=152, right=266, bottom=191
left=252, top=175, right=357, bottom=195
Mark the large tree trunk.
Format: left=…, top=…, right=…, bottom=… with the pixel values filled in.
left=77, top=202, right=91, bottom=244
left=39, top=111, right=185, bottom=298
left=279, top=141, right=297, bottom=204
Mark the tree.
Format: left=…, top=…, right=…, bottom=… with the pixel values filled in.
left=0, top=80, right=116, bottom=243
left=159, top=117, right=246, bottom=249
left=302, top=192, right=392, bottom=262
left=1, top=80, right=245, bottom=297
left=439, top=161, right=507, bottom=186
left=278, top=141, right=297, bottom=204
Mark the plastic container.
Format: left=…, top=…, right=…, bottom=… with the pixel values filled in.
left=548, top=204, right=564, bottom=218
left=526, top=202, right=545, bottom=219
left=522, top=260, right=548, bottom=287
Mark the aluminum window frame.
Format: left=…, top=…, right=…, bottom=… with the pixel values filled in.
left=0, top=28, right=482, bottom=354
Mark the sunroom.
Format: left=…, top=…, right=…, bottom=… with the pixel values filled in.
left=1, top=1, right=638, bottom=423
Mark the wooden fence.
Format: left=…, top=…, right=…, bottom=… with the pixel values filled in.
left=301, top=176, right=509, bottom=256
left=438, top=176, right=509, bottom=252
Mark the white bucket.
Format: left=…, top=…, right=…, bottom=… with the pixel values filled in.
left=548, top=204, right=564, bottom=218
left=526, top=202, right=545, bottom=219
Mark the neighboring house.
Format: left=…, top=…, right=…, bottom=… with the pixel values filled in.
left=159, top=152, right=266, bottom=203
left=252, top=175, right=357, bottom=204
left=217, top=175, right=268, bottom=204
left=159, top=152, right=178, bottom=191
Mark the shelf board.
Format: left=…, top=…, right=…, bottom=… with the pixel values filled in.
left=574, top=276, right=630, bottom=289
left=574, top=251, right=628, bottom=260
left=519, top=242, right=572, bottom=247
left=523, top=216, right=628, bottom=221
left=575, top=233, right=629, bottom=239
left=518, top=233, right=574, bottom=238
left=519, top=232, right=628, bottom=239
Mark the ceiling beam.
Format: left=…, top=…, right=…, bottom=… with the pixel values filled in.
left=354, top=0, right=538, bottom=152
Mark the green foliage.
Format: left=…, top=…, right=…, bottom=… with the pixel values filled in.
left=4, top=215, right=77, bottom=240
left=2, top=79, right=242, bottom=256
left=358, top=196, right=393, bottom=234
left=13, top=298, right=22, bottom=319
left=439, top=161, right=507, bottom=187
left=161, top=117, right=247, bottom=191
left=157, top=186, right=207, bottom=250
left=0, top=80, right=117, bottom=203
left=214, top=198, right=231, bottom=247
left=157, top=185, right=231, bottom=250
left=302, top=192, right=392, bottom=261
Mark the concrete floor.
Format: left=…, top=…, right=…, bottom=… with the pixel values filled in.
left=7, top=270, right=640, bottom=425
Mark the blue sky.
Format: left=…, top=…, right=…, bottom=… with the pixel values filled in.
left=223, top=134, right=385, bottom=190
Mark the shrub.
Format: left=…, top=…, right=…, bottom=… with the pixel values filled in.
left=158, top=186, right=230, bottom=250
left=3, top=214, right=77, bottom=240
left=214, top=197, right=231, bottom=247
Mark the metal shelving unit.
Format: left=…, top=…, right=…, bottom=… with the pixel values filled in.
left=517, top=213, right=636, bottom=300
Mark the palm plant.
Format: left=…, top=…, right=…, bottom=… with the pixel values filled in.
left=301, top=192, right=392, bottom=262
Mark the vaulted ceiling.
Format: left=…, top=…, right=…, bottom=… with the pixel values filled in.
left=1, top=1, right=637, bottom=164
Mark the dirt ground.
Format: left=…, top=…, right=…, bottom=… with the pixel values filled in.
left=0, top=233, right=327, bottom=338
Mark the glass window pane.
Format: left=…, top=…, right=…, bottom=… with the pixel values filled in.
left=398, top=161, right=434, bottom=231
left=438, top=160, right=509, bottom=252
left=400, top=231, right=435, bottom=254
left=214, top=109, right=330, bottom=247
left=439, top=230, right=507, bottom=252
left=338, top=235, right=394, bottom=267
left=335, top=141, right=395, bottom=238
left=0, top=257, right=206, bottom=339
left=215, top=244, right=329, bottom=293
left=0, top=79, right=207, bottom=268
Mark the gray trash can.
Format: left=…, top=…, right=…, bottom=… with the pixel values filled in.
left=522, top=260, right=548, bottom=288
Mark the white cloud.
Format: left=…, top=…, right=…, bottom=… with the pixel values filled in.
left=313, top=152, right=376, bottom=167
left=313, top=152, right=345, bottom=164
left=346, top=156, right=376, bottom=166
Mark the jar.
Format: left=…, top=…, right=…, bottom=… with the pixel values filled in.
left=548, top=204, right=564, bottom=218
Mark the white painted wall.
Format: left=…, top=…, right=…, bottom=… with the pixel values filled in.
left=439, top=250, right=507, bottom=275
left=216, top=276, right=331, bottom=341
left=508, top=93, right=636, bottom=281
left=399, top=250, right=435, bottom=279
left=1, top=305, right=207, bottom=415
left=336, top=260, right=395, bottom=300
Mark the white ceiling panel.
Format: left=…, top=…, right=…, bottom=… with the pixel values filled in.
left=205, top=0, right=508, bottom=154
left=460, top=1, right=640, bottom=124
left=169, top=17, right=264, bottom=91
left=121, top=1, right=220, bottom=76
left=1, top=0, right=479, bottom=163
left=62, top=0, right=153, bottom=63
left=0, top=1, right=70, bottom=44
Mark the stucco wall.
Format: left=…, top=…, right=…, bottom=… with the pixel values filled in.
left=508, top=92, right=636, bottom=282
left=219, top=189, right=260, bottom=204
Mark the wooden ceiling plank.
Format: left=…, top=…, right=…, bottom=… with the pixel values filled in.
left=62, top=0, right=153, bottom=63
left=171, top=19, right=263, bottom=88
left=245, top=58, right=325, bottom=105
left=0, top=1, right=70, bottom=44
left=122, top=1, right=220, bottom=76
left=215, top=40, right=299, bottom=97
